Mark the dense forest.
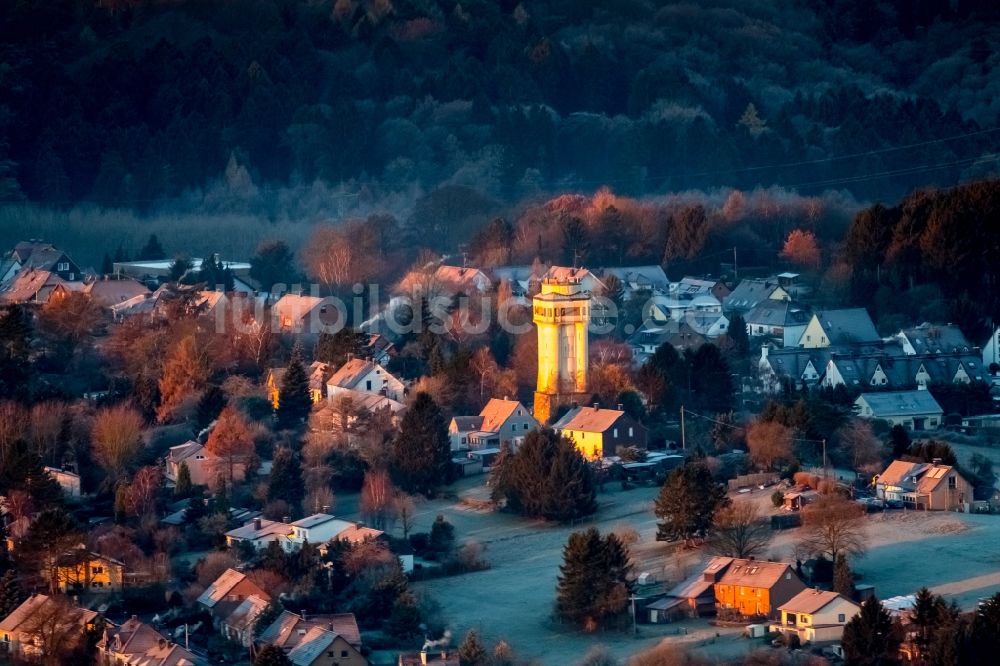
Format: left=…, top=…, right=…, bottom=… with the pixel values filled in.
left=1, top=0, right=999, bottom=223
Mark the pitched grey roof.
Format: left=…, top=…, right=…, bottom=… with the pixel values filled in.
left=813, top=308, right=880, bottom=345
left=745, top=299, right=811, bottom=328
left=724, top=278, right=784, bottom=312
left=856, top=390, right=943, bottom=417
left=900, top=323, right=973, bottom=354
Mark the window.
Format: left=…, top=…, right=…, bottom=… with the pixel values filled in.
left=93, top=566, right=103, bottom=574
left=68, top=273, right=75, bottom=281
left=806, top=335, right=811, bottom=342
left=948, top=476, right=957, bottom=489
left=342, top=651, right=349, bottom=657
left=511, top=424, right=516, bottom=432
left=837, top=613, right=845, bottom=623
left=613, top=428, right=618, bottom=438
left=57, top=262, right=69, bottom=271
left=366, top=380, right=372, bottom=390
left=461, top=437, right=467, bottom=445
left=523, top=423, right=528, bottom=430
left=628, top=427, right=633, bottom=437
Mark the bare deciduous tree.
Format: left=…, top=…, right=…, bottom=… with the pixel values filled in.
left=91, top=404, right=145, bottom=486
left=393, top=494, right=417, bottom=539
left=710, top=501, right=773, bottom=559
left=800, top=494, right=867, bottom=562
left=157, top=334, right=210, bottom=423
left=20, top=595, right=91, bottom=666
left=205, top=406, right=254, bottom=483
left=746, top=420, right=794, bottom=471
left=360, top=468, right=397, bottom=530
left=837, top=420, right=883, bottom=473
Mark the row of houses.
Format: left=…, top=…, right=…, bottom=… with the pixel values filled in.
left=646, top=556, right=860, bottom=646
left=446, top=398, right=649, bottom=462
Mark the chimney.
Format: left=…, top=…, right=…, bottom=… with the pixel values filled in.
left=617, top=403, right=623, bottom=411
left=282, top=516, right=290, bottom=524
left=253, top=518, right=262, bottom=531
left=300, top=610, right=307, bottom=621
left=593, top=402, right=599, bottom=409
left=932, top=458, right=942, bottom=465
left=420, top=650, right=428, bottom=666
left=328, top=622, right=334, bottom=632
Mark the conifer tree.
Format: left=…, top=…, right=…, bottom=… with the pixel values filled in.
left=385, top=591, right=422, bottom=638
left=0, top=570, right=25, bottom=619
left=457, top=629, right=488, bottom=666
left=196, top=384, right=226, bottom=429
left=655, top=462, right=729, bottom=544
left=833, top=555, right=854, bottom=597
left=268, top=447, right=304, bottom=515
left=555, top=528, right=633, bottom=630
left=174, top=461, right=192, bottom=497
left=138, top=234, right=166, bottom=261
left=390, top=392, right=452, bottom=496
left=276, top=345, right=311, bottom=429
left=842, top=597, right=900, bottom=666
left=489, top=429, right=597, bottom=522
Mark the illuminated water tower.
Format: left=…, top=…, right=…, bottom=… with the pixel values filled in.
left=533, top=276, right=591, bottom=423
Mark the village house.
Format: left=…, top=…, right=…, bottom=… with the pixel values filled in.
left=165, top=440, right=245, bottom=487
left=97, top=615, right=207, bottom=666
left=744, top=299, right=811, bottom=347
left=757, top=346, right=836, bottom=394
left=267, top=361, right=329, bottom=408
left=43, top=466, right=80, bottom=500
left=196, top=569, right=271, bottom=627
left=0, top=594, right=98, bottom=663
left=894, top=322, right=973, bottom=355
left=854, top=391, right=944, bottom=430
left=225, top=515, right=384, bottom=553
left=326, top=358, right=405, bottom=402
left=674, top=276, right=731, bottom=301
left=82, top=276, right=150, bottom=308
left=600, top=265, right=670, bottom=296
left=799, top=308, right=881, bottom=348
left=770, top=589, right=861, bottom=645
left=4, top=241, right=83, bottom=282
left=257, top=611, right=366, bottom=666
left=271, top=293, right=342, bottom=333
left=723, top=278, right=790, bottom=316
left=56, top=550, right=125, bottom=594
left=875, top=459, right=972, bottom=510
left=0, top=268, right=76, bottom=304
left=326, top=389, right=408, bottom=431
left=364, top=334, right=394, bottom=365
left=222, top=594, right=270, bottom=647
left=448, top=398, right=539, bottom=451
left=714, top=559, right=807, bottom=619
left=629, top=320, right=708, bottom=360
left=552, top=404, right=648, bottom=460
left=647, top=556, right=734, bottom=622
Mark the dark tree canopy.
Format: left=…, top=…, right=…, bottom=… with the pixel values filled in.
left=489, top=428, right=597, bottom=522
left=391, top=392, right=452, bottom=496
left=555, top=527, right=633, bottom=630
left=276, top=346, right=312, bottom=430
left=655, top=462, right=729, bottom=544
left=842, top=597, right=902, bottom=666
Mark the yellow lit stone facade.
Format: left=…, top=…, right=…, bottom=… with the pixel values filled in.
left=533, top=277, right=591, bottom=423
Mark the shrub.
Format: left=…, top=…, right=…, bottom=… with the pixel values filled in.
left=771, top=490, right=784, bottom=507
